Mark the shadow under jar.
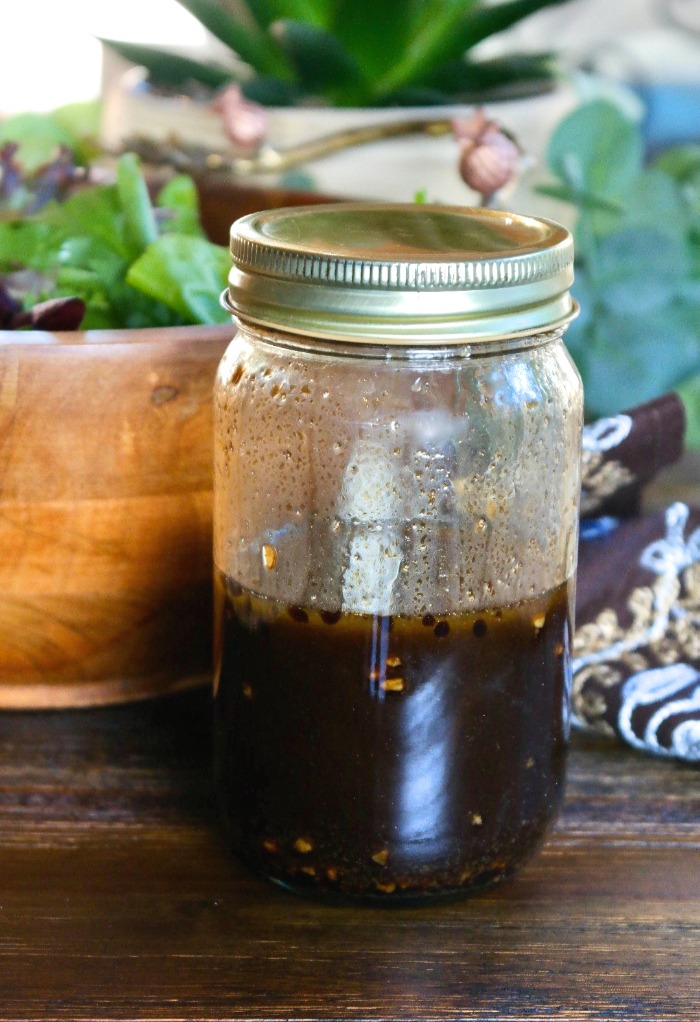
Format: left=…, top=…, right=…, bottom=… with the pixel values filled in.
left=214, top=203, right=583, bottom=903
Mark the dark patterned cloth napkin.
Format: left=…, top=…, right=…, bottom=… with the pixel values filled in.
left=573, top=393, right=699, bottom=762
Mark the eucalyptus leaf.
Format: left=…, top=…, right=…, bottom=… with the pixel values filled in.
left=678, top=279, right=700, bottom=303
left=546, top=100, right=642, bottom=202
left=652, top=146, right=700, bottom=234
left=676, top=373, right=700, bottom=449
left=536, top=182, right=623, bottom=216
left=595, top=228, right=689, bottom=315
left=567, top=304, right=700, bottom=418
left=652, top=144, right=700, bottom=183
left=615, top=169, right=687, bottom=242
left=541, top=97, right=700, bottom=426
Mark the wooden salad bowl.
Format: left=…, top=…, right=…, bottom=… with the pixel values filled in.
left=0, top=180, right=332, bottom=708
left=0, top=323, right=231, bottom=708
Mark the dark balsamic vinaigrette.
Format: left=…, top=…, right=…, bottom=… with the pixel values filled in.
left=213, top=570, right=572, bottom=902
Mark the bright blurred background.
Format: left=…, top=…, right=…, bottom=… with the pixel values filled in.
left=0, top=0, right=206, bottom=114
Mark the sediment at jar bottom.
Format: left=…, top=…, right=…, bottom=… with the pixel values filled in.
left=213, top=572, right=573, bottom=902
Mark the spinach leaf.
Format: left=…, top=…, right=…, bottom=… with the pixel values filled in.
left=156, top=176, right=206, bottom=237
left=0, top=146, right=230, bottom=331
left=117, top=153, right=158, bottom=257
left=126, top=235, right=230, bottom=325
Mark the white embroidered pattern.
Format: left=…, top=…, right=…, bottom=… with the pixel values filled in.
left=580, top=413, right=635, bottom=516
left=573, top=502, right=700, bottom=760
left=618, top=663, right=700, bottom=760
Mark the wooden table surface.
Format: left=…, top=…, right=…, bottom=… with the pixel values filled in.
left=0, top=687, right=698, bottom=1022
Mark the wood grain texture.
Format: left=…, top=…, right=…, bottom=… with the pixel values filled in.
left=0, top=326, right=232, bottom=706
left=0, top=177, right=335, bottom=708
left=0, top=690, right=698, bottom=1021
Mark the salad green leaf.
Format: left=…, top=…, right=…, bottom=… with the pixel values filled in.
left=0, top=146, right=229, bottom=330
left=156, top=175, right=206, bottom=237
left=127, top=235, right=231, bottom=325
left=0, top=102, right=100, bottom=171
left=117, top=152, right=159, bottom=256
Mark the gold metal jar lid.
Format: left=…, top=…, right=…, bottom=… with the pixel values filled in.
left=224, top=202, right=576, bottom=344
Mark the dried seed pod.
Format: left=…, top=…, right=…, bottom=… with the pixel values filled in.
left=458, top=130, right=520, bottom=196
left=452, top=108, right=491, bottom=144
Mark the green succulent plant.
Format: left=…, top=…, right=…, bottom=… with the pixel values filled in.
left=102, top=0, right=569, bottom=108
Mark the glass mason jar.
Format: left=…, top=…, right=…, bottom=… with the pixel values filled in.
left=214, top=203, right=583, bottom=903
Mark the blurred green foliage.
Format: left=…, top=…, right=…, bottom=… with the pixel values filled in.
left=0, top=114, right=230, bottom=330
left=539, top=100, right=700, bottom=446
left=101, top=0, right=569, bottom=107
